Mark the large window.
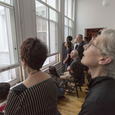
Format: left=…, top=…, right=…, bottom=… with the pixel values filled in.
left=0, top=1, right=21, bottom=85
left=36, top=0, right=59, bottom=67
left=64, top=0, right=74, bottom=41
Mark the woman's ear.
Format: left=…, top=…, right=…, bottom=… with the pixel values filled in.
left=22, top=59, right=26, bottom=67
left=99, top=56, right=112, bottom=65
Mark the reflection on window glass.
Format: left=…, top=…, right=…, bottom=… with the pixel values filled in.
left=47, top=0, right=56, bottom=9
left=50, top=9, right=58, bottom=22
left=65, top=0, right=67, bottom=16
left=50, top=21, right=58, bottom=54
left=0, top=5, right=18, bottom=68
left=36, top=1, right=48, bottom=18
left=41, top=0, right=46, bottom=2
left=0, top=67, right=20, bottom=82
left=69, top=20, right=73, bottom=28
left=43, top=55, right=57, bottom=66
left=36, top=17, right=48, bottom=48
left=68, top=0, right=72, bottom=19
left=36, top=0, right=59, bottom=56
left=72, top=0, right=75, bottom=20
left=69, top=28, right=72, bottom=36
left=65, top=26, right=68, bottom=41
left=65, top=17, right=68, bottom=26
left=0, top=0, right=12, bottom=5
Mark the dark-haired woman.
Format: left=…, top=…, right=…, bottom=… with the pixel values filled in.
left=5, top=37, right=61, bottom=115
left=48, top=66, right=65, bottom=97
left=63, top=41, right=71, bottom=71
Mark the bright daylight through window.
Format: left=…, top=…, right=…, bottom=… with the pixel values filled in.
left=36, top=0, right=60, bottom=67
left=64, top=0, right=74, bottom=41
left=0, top=0, right=20, bottom=85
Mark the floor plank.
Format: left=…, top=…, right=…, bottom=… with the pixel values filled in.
left=57, top=82, right=88, bottom=115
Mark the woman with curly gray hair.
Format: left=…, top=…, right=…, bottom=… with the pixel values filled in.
left=79, top=29, right=115, bottom=115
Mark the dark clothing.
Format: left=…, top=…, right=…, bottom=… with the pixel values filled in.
left=64, top=48, right=71, bottom=70
left=5, top=78, right=61, bottom=115
left=79, top=76, right=115, bottom=115
left=62, top=42, right=66, bottom=60
left=75, top=41, right=85, bottom=60
left=64, top=49, right=71, bottom=63
left=69, top=59, right=82, bottom=79
left=62, top=42, right=74, bottom=60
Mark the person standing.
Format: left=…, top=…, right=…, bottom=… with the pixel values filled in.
left=75, top=34, right=85, bottom=60
left=63, top=41, right=71, bottom=70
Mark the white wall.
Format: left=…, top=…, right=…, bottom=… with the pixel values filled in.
left=76, top=0, right=115, bottom=36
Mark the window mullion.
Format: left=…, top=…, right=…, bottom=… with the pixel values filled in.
left=48, top=7, right=50, bottom=54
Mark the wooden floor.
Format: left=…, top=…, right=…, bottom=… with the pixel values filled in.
left=57, top=81, right=88, bottom=115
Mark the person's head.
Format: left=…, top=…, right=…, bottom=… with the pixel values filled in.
left=0, top=83, right=10, bottom=102
left=97, top=30, right=102, bottom=36
left=20, top=37, right=48, bottom=71
left=65, top=40, right=71, bottom=50
left=81, top=29, right=115, bottom=78
left=48, top=66, right=60, bottom=78
left=66, top=36, right=73, bottom=42
left=70, top=50, right=79, bottom=59
left=84, top=37, right=88, bottom=43
left=76, top=34, right=83, bottom=43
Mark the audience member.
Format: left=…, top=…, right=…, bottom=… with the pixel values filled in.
left=79, top=29, right=115, bottom=115
left=48, top=66, right=65, bottom=98
left=75, top=34, right=85, bottom=60
left=63, top=40, right=71, bottom=70
left=0, top=83, right=10, bottom=113
left=67, top=36, right=74, bottom=50
left=75, top=34, right=85, bottom=84
left=67, top=50, right=82, bottom=80
left=5, top=37, right=61, bottom=115
left=62, top=36, right=73, bottom=72
left=83, top=37, right=89, bottom=44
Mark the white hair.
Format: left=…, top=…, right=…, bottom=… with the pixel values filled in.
left=101, top=29, right=115, bottom=78
left=73, top=50, right=79, bottom=57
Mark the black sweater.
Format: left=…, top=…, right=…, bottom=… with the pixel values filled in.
left=79, top=76, right=115, bottom=115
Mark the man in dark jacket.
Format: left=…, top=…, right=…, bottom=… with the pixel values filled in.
left=75, top=34, right=85, bottom=60
left=75, top=34, right=85, bottom=84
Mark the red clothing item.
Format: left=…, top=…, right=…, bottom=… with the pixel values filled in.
left=0, top=104, right=6, bottom=112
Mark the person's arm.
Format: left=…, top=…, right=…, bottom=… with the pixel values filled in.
left=4, top=90, right=21, bottom=115
left=67, top=66, right=74, bottom=73
left=63, top=53, right=70, bottom=64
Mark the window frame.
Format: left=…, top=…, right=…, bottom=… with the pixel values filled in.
left=35, top=0, right=60, bottom=67
left=0, top=0, right=22, bottom=86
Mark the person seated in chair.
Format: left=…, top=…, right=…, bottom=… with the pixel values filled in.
left=0, top=83, right=10, bottom=114
left=67, top=50, right=82, bottom=81
left=60, top=50, right=82, bottom=80
left=48, top=66, right=65, bottom=98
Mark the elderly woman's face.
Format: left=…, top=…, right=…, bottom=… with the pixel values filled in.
left=81, top=36, right=102, bottom=68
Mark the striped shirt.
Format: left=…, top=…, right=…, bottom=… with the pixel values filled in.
left=4, top=78, right=61, bottom=115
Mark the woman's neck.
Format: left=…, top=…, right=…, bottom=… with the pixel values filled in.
left=90, top=67, right=105, bottom=79
left=26, top=67, right=39, bottom=77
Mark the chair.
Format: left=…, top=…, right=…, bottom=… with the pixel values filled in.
left=68, top=64, right=83, bottom=98
left=68, top=77, right=82, bottom=98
